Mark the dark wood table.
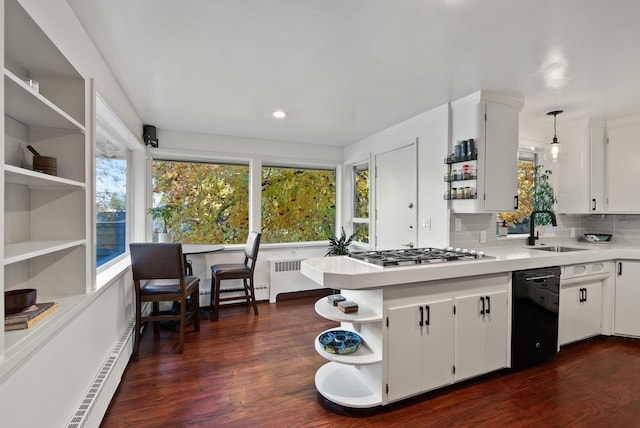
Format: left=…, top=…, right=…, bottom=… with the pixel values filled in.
left=182, top=244, right=224, bottom=275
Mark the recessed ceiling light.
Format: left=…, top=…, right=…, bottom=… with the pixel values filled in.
left=272, top=110, right=287, bottom=119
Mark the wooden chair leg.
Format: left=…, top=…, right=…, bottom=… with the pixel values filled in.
left=193, top=288, right=200, bottom=332
left=248, top=277, right=259, bottom=315
left=177, top=298, right=186, bottom=354
left=153, top=302, right=160, bottom=334
left=211, top=276, right=221, bottom=321
left=134, top=295, right=142, bottom=356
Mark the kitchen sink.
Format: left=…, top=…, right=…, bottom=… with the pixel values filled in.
left=531, top=246, right=587, bottom=252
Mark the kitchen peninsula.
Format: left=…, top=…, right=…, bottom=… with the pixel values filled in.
left=301, top=244, right=638, bottom=409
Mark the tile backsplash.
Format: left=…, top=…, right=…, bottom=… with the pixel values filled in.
left=448, top=213, right=639, bottom=249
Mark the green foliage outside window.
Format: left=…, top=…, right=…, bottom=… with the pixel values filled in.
left=261, top=166, right=336, bottom=243
left=152, top=161, right=337, bottom=245
left=152, top=161, right=249, bottom=244
left=498, top=160, right=557, bottom=232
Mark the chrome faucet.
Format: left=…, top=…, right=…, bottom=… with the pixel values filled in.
left=527, top=210, right=557, bottom=246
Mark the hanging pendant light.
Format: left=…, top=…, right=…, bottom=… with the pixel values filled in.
left=543, top=110, right=563, bottom=162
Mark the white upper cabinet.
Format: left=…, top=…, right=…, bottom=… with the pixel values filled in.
left=606, top=116, right=640, bottom=212
left=555, top=118, right=606, bottom=214
left=449, top=91, right=523, bottom=213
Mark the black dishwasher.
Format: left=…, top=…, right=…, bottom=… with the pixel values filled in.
left=511, top=266, right=561, bottom=370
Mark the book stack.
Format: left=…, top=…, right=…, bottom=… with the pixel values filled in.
left=4, top=302, right=58, bottom=331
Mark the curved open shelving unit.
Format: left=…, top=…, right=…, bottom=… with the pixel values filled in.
left=315, top=362, right=383, bottom=408
left=314, top=328, right=382, bottom=366
left=314, top=298, right=382, bottom=324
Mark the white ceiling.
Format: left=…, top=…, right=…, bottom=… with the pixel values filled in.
left=68, top=0, right=640, bottom=147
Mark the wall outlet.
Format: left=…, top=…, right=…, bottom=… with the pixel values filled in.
left=570, top=227, right=576, bottom=238
left=454, top=218, right=462, bottom=232
left=422, top=217, right=431, bottom=230
left=480, top=230, right=486, bottom=243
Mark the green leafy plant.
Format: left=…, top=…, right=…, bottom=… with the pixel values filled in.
left=326, top=227, right=356, bottom=256
left=532, top=165, right=557, bottom=226
left=147, top=204, right=177, bottom=233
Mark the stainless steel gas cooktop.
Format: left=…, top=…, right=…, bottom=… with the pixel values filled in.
left=348, top=247, right=488, bottom=267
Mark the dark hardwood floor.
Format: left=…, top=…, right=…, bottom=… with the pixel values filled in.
left=101, top=296, right=640, bottom=427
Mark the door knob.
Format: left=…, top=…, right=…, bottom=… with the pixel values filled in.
left=408, top=202, right=414, bottom=209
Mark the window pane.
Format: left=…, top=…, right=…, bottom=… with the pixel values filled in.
left=354, top=223, right=369, bottom=243
left=96, top=139, right=127, bottom=267
left=152, top=160, right=249, bottom=244
left=498, top=158, right=535, bottom=235
left=261, top=166, right=336, bottom=243
left=354, top=166, right=369, bottom=218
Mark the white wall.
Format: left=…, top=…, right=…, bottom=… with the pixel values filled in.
left=344, top=104, right=450, bottom=248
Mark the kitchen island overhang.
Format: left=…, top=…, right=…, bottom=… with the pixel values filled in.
left=301, top=245, right=624, bottom=290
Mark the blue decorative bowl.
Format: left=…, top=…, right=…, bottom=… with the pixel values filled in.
left=318, top=330, right=363, bottom=355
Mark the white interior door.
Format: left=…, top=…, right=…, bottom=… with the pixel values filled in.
left=375, top=143, right=417, bottom=250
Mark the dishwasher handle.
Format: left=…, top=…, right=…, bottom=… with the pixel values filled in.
left=525, top=274, right=557, bottom=281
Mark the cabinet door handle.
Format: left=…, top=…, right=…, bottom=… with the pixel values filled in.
left=579, top=288, right=584, bottom=302
left=425, top=305, right=430, bottom=326
left=419, top=305, right=424, bottom=327
left=584, top=288, right=588, bottom=302
left=480, top=296, right=485, bottom=315
left=514, top=195, right=519, bottom=209
left=618, top=262, right=623, bottom=276
left=486, top=296, right=491, bottom=314
left=592, top=198, right=597, bottom=211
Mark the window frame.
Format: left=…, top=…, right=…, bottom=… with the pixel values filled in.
left=95, top=94, right=137, bottom=274
left=351, top=161, right=370, bottom=245
left=260, top=163, right=338, bottom=244
left=149, top=157, right=251, bottom=245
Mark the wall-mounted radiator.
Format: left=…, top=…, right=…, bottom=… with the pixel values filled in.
left=269, top=258, right=321, bottom=303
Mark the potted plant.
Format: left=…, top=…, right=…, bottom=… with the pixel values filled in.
left=147, top=204, right=177, bottom=243
left=532, top=165, right=557, bottom=227
left=326, top=227, right=357, bottom=256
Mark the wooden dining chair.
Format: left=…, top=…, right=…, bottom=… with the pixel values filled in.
left=210, top=231, right=261, bottom=321
left=129, top=243, right=200, bottom=354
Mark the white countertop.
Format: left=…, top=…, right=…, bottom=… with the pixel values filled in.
left=301, top=243, right=640, bottom=289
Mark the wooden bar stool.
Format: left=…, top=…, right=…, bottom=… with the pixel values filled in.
left=210, top=232, right=261, bottom=321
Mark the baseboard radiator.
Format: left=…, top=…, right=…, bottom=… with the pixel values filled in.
left=66, top=320, right=135, bottom=428
left=269, top=258, right=321, bottom=303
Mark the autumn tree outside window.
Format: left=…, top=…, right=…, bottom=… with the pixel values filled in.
left=352, top=163, right=370, bottom=243
left=261, top=165, right=336, bottom=243
left=151, top=160, right=250, bottom=245
left=151, top=160, right=337, bottom=245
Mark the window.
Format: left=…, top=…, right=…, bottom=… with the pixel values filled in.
left=261, top=165, right=336, bottom=243
left=151, top=160, right=249, bottom=244
left=352, top=163, right=370, bottom=243
left=95, top=97, right=131, bottom=268
left=498, top=152, right=536, bottom=234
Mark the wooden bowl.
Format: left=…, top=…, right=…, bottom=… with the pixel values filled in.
left=5, top=289, right=37, bottom=315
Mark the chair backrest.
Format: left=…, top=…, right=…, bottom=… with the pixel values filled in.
left=244, top=232, right=261, bottom=271
left=130, top=243, right=185, bottom=281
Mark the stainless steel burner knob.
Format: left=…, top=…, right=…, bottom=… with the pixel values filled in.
left=478, top=251, right=485, bottom=258
left=455, top=248, right=461, bottom=252
left=462, top=249, right=469, bottom=253
left=470, top=250, right=477, bottom=255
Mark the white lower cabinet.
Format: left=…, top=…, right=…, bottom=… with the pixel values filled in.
left=454, top=290, right=508, bottom=381
left=387, top=298, right=454, bottom=401
left=614, top=261, right=640, bottom=337
left=383, top=274, right=509, bottom=405
left=559, top=282, right=602, bottom=345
